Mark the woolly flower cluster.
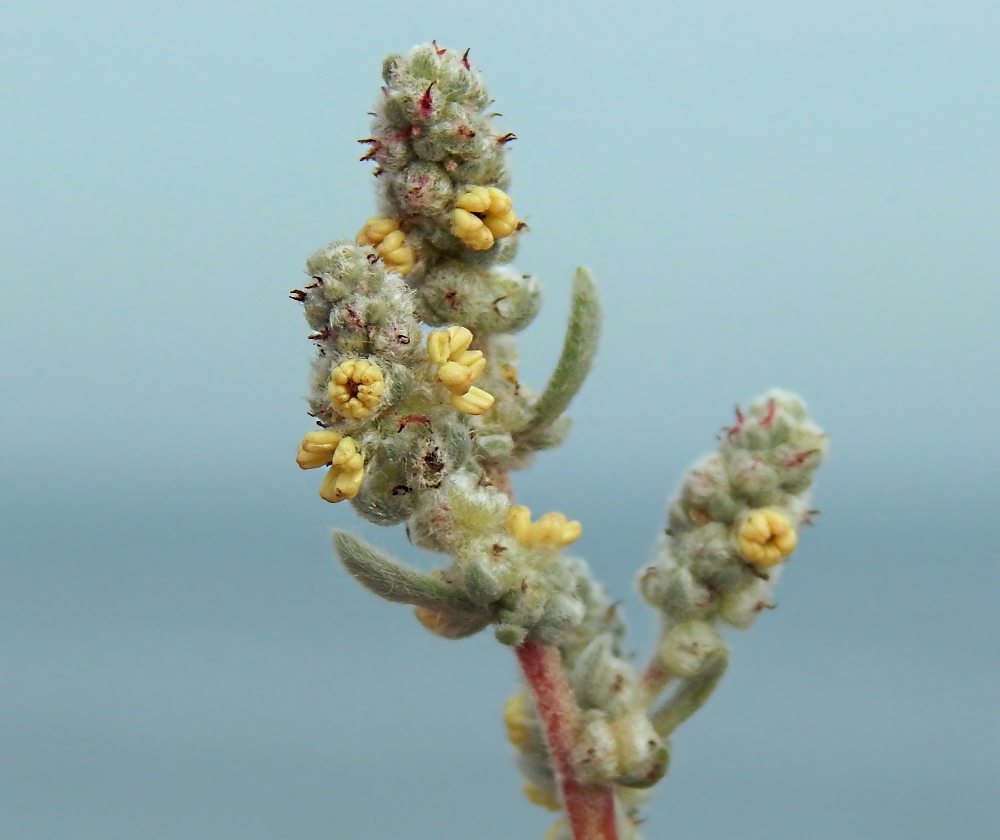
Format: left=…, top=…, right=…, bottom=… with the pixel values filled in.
left=360, top=41, right=541, bottom=340
left=640, top=390, right=826, bottom=672
left=292, top=44, right=601, bottom=648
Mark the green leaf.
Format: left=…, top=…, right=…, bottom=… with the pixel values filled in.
left=650, top=648, right=729, bottom=737
left=516, top=267, right=601, bottom=438
left=332, top=530, right=483, bottom=614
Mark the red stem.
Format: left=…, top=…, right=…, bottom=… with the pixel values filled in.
left=516, top=638, right=619, bottom=840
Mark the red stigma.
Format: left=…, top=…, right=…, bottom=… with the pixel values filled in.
left=397, top=414, right=433, bottom=433
left=726, top=406, right=745, bottom=437
left=418, top=82, right=435, bottom=115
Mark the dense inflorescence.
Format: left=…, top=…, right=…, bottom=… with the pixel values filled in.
left=290, top=44, right=601, bottom=649
left=294, top=43, right=827, bottom=840
left=641, top=390, right=827, bottom=633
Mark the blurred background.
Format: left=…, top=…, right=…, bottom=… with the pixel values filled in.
left=2, top=1, right=997, bottom=838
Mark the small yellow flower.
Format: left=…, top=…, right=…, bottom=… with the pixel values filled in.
left=451, top=186, right=518, bottom=251
left=295, top=429, right=343, bottom=469
left=736, top=508, right=797, bottom=566
left=426, top=326, right=494, bottom=415
left=523, top=779, right=561, bottom=812
left=503, top=694, right=533, bottom=747
left=506, top=505, right=582, bottom=549
left=356, top=215, right=415, bottom=275
left=328, top=359, right=385, bottom=419
left=316, top=435, right=365, bottom=503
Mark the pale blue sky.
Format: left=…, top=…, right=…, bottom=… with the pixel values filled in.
left=2, top=2, right=998, bottom=838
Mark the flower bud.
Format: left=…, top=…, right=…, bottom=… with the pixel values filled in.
left=658, top=620, right=724, bottom=678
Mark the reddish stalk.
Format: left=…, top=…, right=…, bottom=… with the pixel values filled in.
left=515, top=638, right=619, bottom=840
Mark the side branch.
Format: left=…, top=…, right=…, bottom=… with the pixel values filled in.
left=516, top=638, right=618, bottom=840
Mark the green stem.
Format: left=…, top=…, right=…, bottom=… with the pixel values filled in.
left=650, top=649, right=729, bottom=737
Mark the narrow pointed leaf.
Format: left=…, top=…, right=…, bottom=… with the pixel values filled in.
left=516, top=267, right=601, bottom=437
left=333, top=530, right=483, bottom=614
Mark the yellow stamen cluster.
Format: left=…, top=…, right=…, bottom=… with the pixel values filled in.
left=426, top=326, right=495, bottom=415
left=295, top=430, right=365, bottom=503
left=736, top=508, right=797, bottom=566
left=523, top=779, right=561, bottom=812
left=506, top=505, right=582, bottom=549
left=451, top=186, right=518, bottom=251
left=503, top=694, right=533, bottom=748
left=328, top=359, right=385, bottom=419
left=355, top=215, right=415, bottom=275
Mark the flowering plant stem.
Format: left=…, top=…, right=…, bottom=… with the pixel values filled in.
left=298, top=42, right=829, bottom=840
left=516, top=638, right=619, bottom=840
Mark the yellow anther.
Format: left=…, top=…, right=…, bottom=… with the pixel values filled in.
left=506, top=505, right=533, bottom=544
left=485, top=186, right=513, bottom=215
left=330, top=435, right=355, bottom=464
left=295, top=429, right=343, bottom=469
left=426, top=331, right=450, bottom=366
left=523, top=779, right=561, bottom=812
left=451, top=208, right=495, bottom=251
left=451, top=349, right=482, bottom=368
left=381, top=245, right=414, bottom=275
left=374, top=229, right=411, bottom=275
left=355, top=215, right=399, bottom=246
left=450, top=386, right=495, bottom=415
left=454, top=185, right=492, bottom=213
left=533, top=513, right=563, bottom=545
left=452, top=207, right=485, bottom=235
left=506, top=506, right=582, bottom=549
left=445, top=326, right=474, bottom=358
left=379, top=229, right=405, bottom=253
left=500, top=363, right=519, bottom=385
left=503, top=694, right=533, bottom=747
left=317, top=436, right=365, bottom=503
left=382, top=248, right=412, bottom=273
left=483, top=209, right=518, bottom=238
left=437, top=360, right=478, bottom=394
left=736, top=508, right=797, bottom=566
left=462, top=354, right=487, bottom=380
left=426, top=326, right=475, bottom=365
left=328, top=359, right=385, bottom=419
